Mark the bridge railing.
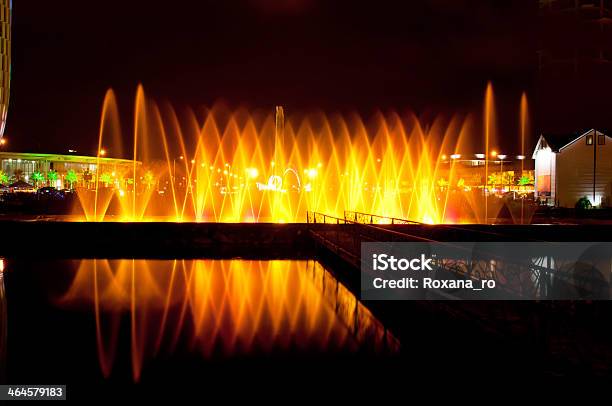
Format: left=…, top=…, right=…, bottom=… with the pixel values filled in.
left=306, top=211, right=611, bottom=300
left=344, top=210, right=421, bottom=225
left=306, top=211, right=347, bottom=224
left=344, top=210, right=525, bottom=241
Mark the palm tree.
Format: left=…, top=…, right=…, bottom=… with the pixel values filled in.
left=0, top=170, right=8, bottom=185
left=13, top=168, right=23, bottom=182
left=47, top=170, right=58, bottom=186
left=65, top=170, right=78, bottom=189
left=31, top=171, right=45, bottom=187
left=99, top=172, right=112, bottom=187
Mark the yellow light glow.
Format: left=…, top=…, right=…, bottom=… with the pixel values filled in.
left=59, top=259, right=400, bottom=381
left=247, top=168, right=259, bottom=179
left=78, top=84, right=513, bottom=224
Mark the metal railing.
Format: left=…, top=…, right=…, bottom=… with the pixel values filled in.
left=343, top=210, right=421, bottom=225
left=306, top=211, right=611, bottom=299
left=306, top=211, right=347, bottom=224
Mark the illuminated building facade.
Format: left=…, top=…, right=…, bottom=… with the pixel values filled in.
left=0, top=152, right=137, bottom=189
left=533, top=129, right=612, bottom=207
left=0, top=0, right=9, bottom=140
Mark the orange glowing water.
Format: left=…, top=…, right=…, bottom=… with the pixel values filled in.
left=58, top=259, right=399, bottom=381
left=75, top=83, right=530, bottom=223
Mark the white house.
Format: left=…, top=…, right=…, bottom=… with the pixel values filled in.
left=532, top=129, right=612, bottom=207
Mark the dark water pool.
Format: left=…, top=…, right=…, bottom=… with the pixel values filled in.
left=0, top=258, right=400, bottom=397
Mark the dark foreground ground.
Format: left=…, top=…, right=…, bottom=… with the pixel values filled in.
left=0, top=220, right=611, bottom=400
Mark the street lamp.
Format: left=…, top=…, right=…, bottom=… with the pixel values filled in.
left=0, top=137, right=6, bottom=147
left=99, top=148, right=107, bottom=156
left=449, top=154, right=460, bottom=190
left=497, top=154, right=507, bottom=192
left=173, top=155, right=184, bottom=183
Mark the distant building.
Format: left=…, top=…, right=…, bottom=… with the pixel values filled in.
left=0, top=152, right=137, bottom=189
left=532, top=129, right=612, bottom=207
left=436, top=155, right=534, bottom=195
left=0, top=0, right=10, bottom=140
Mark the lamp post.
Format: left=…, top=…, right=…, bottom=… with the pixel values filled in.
left=450, top=154, right=460, bottom=190
left=173, top=155, right=184, bottom=184
left=498, top=154, right=507, bottom=192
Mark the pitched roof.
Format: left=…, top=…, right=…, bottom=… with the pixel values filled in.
left=533, top=129, right=609, bottom=157
left=540, top=133, right=582, bottom=152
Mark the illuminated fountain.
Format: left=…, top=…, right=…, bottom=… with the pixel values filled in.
left=75, top=82, right=534, bottom=223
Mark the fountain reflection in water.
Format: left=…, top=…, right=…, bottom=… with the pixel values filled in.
left=74, top=83, right=534, bottom=224
left=58, top=259, right=399, bottom=381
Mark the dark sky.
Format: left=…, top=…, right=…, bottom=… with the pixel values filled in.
left=7, top=0, right=538, bottom=155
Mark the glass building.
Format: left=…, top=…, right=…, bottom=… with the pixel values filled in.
left=0, top=0, right=10, bottom=140
left=0, top=152, right=138, bottom=189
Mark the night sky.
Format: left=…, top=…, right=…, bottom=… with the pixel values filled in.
left=7, top=1, right=541, bottom=155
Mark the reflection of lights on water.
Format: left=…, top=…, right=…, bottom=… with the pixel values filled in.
left=0, top=258, right=4, bottom=273
left=59, top=259, right=400, bottom=381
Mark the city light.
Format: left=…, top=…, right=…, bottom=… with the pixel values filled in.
left=450, top=154, right=461, bottom=160
left=247, top=168, right=259, bottom=179
left=490, top=150, right=497, bottom=157
left=306, top=168, right=318, bottom=179
left=0, top=137, right=6, bottom=146
left=99, top=148, right=107, bottom=156
left=497, top=154, right=507, bottom=160
left=475, top=153, right=485, bottom=159
left=517, top=155, right=525, bottom=160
